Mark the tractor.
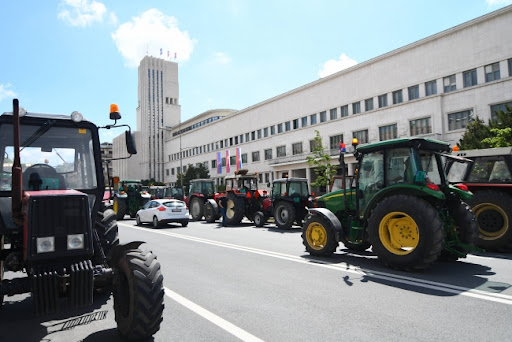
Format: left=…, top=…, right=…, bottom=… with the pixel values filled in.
left=204, top=169, right=268, bottom=225
left=186, top=179, right=216, bottom=220
left=112, top=179, right=151, bottom=220
left=256, top=177, right=312, bottom=229
left=446, top=146, right=512, bottom=251
left=0, top=100, right=164, bottom=340
left=302, top=137, right=478, bottom=270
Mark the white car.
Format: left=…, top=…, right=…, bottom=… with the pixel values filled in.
left=136, top=199, right=189, bottom=228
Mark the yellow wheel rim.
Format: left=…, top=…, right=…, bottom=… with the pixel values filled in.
left=305, top=222, right=328, bottom=250
left=113, top=200, right=118, bottom=213
left=226, top=199, right=236, bottom=219
left=473, top=203, right=509, bottom=240
left=379, top=211, right=419, bottom=255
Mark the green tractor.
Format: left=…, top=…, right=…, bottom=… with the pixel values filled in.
left=112, top=179, right=151, bottom=220
left=302, top=137, right=478, bottom=270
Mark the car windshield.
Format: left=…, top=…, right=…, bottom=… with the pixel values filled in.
left=163, top=201, right=185, bottom=208
left=0, top=122, right=97, bottom=191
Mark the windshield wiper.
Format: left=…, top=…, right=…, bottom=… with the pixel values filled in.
left=20, top=120, right=56, bottom=151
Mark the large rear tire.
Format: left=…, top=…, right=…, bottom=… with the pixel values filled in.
left=302, top=215, right=339, bottom=257
left=113, top=197, right=127, bottom=220
left=274, top=201, right=295, bottom=229
left=466, top=191, right=512, bottom=252
left=113, top=249, right=164, bottom=340
left=226, top=192, right=245, bottom=225
left=368, top=195, right=445, bottom=270
left=204, top=201, right=218, bottom=223
left=94, top=209, right=119, bottom=265
left=254, top=211, right=266, bottom=227
left=190, top=197, right=204, bottom=221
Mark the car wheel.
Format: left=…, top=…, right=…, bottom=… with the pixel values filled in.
left=152, top=216, right=160, bottom=228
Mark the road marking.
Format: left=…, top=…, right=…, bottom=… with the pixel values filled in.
left=164, top=287, right=264, bottom=342
left=122, top=223, right=512, bottom=306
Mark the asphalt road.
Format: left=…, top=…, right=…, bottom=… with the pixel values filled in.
left=1, top=217, right=512, bottom=341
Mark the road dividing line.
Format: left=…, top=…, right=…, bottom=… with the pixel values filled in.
left=123, top=223, right=512, bottom=306
left=164, top=287, right=265, bottom=342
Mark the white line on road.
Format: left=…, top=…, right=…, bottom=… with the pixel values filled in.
left=122, top=223, right=512, bottom=306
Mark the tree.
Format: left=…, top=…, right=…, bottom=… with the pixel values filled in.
left=458, top=105, right=512, bottom=149
left=179, top=163, right=210, bottom=189
left=306, top=130, right=338, bottom=189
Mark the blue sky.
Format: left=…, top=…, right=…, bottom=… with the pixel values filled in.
left=1, top=0, right=511, bottom=142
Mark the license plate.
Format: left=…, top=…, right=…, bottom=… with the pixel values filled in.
left=172, top=209, right=182, bottom=212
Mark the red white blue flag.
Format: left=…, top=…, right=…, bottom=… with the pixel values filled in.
left=236, top=148, right=242, bottom=171
left=226, top=150, right=230, bottom=173
left=217, top=152, right=222, bottom=174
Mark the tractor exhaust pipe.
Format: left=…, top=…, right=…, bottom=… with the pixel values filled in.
left=12, top=99, right=23, bottom=226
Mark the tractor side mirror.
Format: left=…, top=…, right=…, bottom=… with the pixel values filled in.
left=125, top=131, right=137, bottom=155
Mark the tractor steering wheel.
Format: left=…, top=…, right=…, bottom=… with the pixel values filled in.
left=23, top=164, right=64, bottom=190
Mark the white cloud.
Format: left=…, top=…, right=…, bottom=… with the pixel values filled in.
left=214, top=52, right=232, bottom=64
left=58, top=0, right=107, bottom=27
left=486, top=0, right=512, bottom=6
left=0, top=84, right=17, bottom=102
left=318, top=53, right=358, bottom=78
left=112, top=9, right=197, bottom=68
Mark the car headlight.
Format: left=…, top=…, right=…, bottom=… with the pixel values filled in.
left=67, top=234, right=85, bottom=250
left=36, top=236, right=55, bottom=253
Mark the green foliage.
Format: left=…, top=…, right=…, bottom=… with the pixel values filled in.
left=141, top=178, right=165, bottom=186
left=179, top=163, right=210, bottom=188
left=458, top=105, right=512, bottom=150
left=306, top=130, right=338, bottom=188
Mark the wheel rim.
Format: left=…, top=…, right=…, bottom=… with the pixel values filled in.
left=255, top=214, right=262, bottom=225
left=153, top=217, right=158, bottom=227
left=191, top=200, right=201, bottom=217
left=473, top=203, right=508, bottom=240
left=305, top=222, right=328, bottom=250
left=226, top=199, right=236, bottom=219
left=378, top=211, right=419, bottom=255
left=276, top=206, right=289, bottom=225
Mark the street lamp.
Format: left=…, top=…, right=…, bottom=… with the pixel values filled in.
left=159, top=124, right=182, bottom=187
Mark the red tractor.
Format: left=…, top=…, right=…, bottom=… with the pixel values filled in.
left=0, top=100, right=164, bottom=340
left=185, top=179, right=216, bottom=220
left=204, top=169, right=269, bottom=225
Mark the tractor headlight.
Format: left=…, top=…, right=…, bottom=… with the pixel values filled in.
left=67, top=234, right=85, bottom=250
left=71, top=111, right=83, bottom=123
left=36, top=237, right=55, bottom=253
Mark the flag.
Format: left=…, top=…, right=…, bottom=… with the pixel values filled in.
left=217, top=152, right=222, bottom=174
left=236, top=148, right=242, bottom=171
left=167, top=51, right=169, bottom=58
left=226, top=150, right=230, bottom=174
left=174, top=52, right=177, bottom=61
left=160, top=48, right=162, bottom=56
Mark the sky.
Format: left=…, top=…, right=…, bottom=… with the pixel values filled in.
left=1, top=0, right=511, bottom=143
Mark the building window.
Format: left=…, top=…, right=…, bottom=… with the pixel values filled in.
left=443, top=75, right=456, bottom=93
left=329, top=134, right=343, bottom=151
left=485, top=62, right=500, bottom=82
left=245, top=133, right=250, bottom=141
left=257, top=129, right=262, bottom=139
left=264, top=149, right=272, bottom=160
left=270, top=126, right=275, bottom=135
left=242, top=153, right=248, bottom=164
left=301, top=116, right=308, bottom=127
left=220, top=140, right=223, bottom=148
left=293, top=119, right=299, bottom=129
left=490, top=101, right=512, bottom=121
left=365, top=98, right=374, bottom=111
left=353, top=129, right=369, bottom=144
left=264, top=127, right=268, bottom=137
left=509, top=58, right=512, bottom=77
left=230, top=156, right=236, bottom=166
left=276, top=145, right=286, bottom=157
left=340, top=105, right=349, bottom=117
left=392, top=90, right=403, bottom=104
left=211, top=160, right=216, bottom=169
left=379, top=124, right=397, bottom=141
left=320, top=111, right=327, bottom=122
left=408, top=85, right=419, bottom=101
left=309, top=139, right=321, bottom=152
left=410, top=117, right=432, bottom=136
left=172, top=168, right=175, bottom=175
left=352, top=102, right=361, bottom=114
left=463, top=68, right=477, bottom=88
left=251, top=131, right=256, bottom=141
left=425, top=80, right=437, bottom=96
left=285, top=121, right=291, bottom=131
left=448, top=110, right=473, bottom=131
left=252, top=151, right=260, bottom=162
left=292, top=142, right=303, bottom=155
left=330, top=108, right=337, bottom=120
left=277, top=123, right=283, bottom=133
left=310, top=114, right=317, bottom=125
left=378, top=94, right=388, bottom=108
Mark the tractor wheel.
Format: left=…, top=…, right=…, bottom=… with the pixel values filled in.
left=94, top=209, right=119, bottom=265
left=274, top=201, right=296, bottom=230
left=302, top=215, right=339, bottom=257
left=226, top=193, right=245, bottom=225
left=466, top=191, right=512, bottom=252
left=204, top=201, right=218, bottom=223
left=113, top=197, right=127, bottom=220
left=190, top=197, right=204, bottom=221
left=368, top=194, right=445, bottom=270
left=113, top=249, right=164, bottom=340
left=254, top=211, right=266, bottom=227
left=339, top=234, right=371, bottom=252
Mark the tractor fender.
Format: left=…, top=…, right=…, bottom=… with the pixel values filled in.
left=111, top=241, right=145, bottom=266
left=140, top=192, right=151, bottom=199
left=206, top=198, right=220, bottom=215
left=306, top=208, right=343, bottom=240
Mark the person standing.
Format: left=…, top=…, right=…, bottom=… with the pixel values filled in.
left=219, top=195, right=228, bottom=227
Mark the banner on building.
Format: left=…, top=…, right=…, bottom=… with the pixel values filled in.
left=226, top=150, right=230, bottom=174
left=236, top=148, right=242, bottom=171
left=217, top=152, right=222, bottom=174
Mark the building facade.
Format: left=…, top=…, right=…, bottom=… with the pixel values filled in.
left=160, top=6, right=512, bottom=193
